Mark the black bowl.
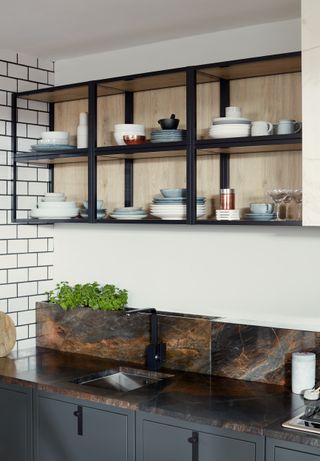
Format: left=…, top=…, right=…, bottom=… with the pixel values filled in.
left=158, top=118, right=180, bottom=130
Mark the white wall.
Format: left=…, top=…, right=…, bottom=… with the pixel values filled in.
left=53, top=18, right=320, bottom=331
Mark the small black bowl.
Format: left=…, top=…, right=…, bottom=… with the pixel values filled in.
left=158, top=118, right=180, bottom=130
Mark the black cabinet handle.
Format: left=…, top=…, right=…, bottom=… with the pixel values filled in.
left=73, top=406, right=83, bottom=436
left=188, top=431, right=199, bottom=461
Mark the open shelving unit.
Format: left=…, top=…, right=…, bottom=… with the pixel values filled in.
left=12, top=52, right=302, bottom=226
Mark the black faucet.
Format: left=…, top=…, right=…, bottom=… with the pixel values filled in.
left=125, top=308, right=166, bottom=371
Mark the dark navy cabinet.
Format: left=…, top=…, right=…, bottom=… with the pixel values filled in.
left=136, top=411, right=264, bottom=461
left=34, top=392, right=135, bottom=461
left=0, top=383, right=33, bottom=461
left=266, top=438, right=320, bottom=461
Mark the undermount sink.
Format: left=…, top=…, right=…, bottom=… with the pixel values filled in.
left=72, top=367, right=174, bottom=392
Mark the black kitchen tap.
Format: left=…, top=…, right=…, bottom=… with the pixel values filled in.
left=125, top=308, right=166, bottom=371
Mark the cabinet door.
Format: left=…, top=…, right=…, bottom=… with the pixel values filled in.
left=138, top=419, right=193, bottom=461
left=35, top=394, right=134, bottom=461
left=267, top=438, right=320, bottom=461
left=0, top=384, right=32, bottom=461
left=199, top=432, right=256, bottom=461
left=137, top=412, right=264, bottom=461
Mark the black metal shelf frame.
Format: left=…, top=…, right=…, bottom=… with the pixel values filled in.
left=11, top=51, right=302, bottom=226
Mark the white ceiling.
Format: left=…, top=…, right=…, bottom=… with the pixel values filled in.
left=3, top=0, right=300, bottom=60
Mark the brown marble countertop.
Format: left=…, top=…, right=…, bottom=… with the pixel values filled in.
left=0, top=346, right=309, bottom=440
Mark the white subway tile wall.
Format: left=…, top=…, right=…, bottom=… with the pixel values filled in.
left=0, top=52, right=54, bottom=351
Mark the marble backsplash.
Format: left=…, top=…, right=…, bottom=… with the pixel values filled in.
left=36, top=303, right=320, bottom=386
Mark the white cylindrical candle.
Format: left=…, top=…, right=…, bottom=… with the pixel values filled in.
left=77, top=112, right=88, bottom=148
left=292, top=352, right=316, bottom=394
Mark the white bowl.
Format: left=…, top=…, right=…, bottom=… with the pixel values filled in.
left=114, top=124, right=144, bottom=131
left=42, top=196, right=66, bottom=202
left=38, top=139, right=69, bottom=146
left=39, top=201, right=76, bottom=209
left=44, top=192, right=65, bottom=197
left=31, top=207, right=79, bottom=219
left=41, top=131, right=69, bottom=139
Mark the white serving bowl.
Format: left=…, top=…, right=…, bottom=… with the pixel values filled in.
left=31, top=207, right=79, bottom=219
left=39, top=201, right=76, bottom=209
left=42, top=196, right=66, bottom=202
left=41, top=131, right=69, bottom=140
left=44, top=192, right=65, bottom=197
left=38, top=138, right=69, bottom=146
left=114, top=124, right=145, bottom=132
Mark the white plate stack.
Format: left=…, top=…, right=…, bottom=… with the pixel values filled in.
left=209, top=118, right=251, bottom=138
left=31, top=193, right=79, bottom=219
left=216, top=209, right=240, bottom=221
left=114, top=124, right=145, bottom=145
left=150, top=191, right=206, bottom=220
left=110, top=207, right=147, bottom=220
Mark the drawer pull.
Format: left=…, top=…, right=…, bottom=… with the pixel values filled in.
left=73, top=406, right=83, bottom=436
left=188, top=432, right=199, bottom=461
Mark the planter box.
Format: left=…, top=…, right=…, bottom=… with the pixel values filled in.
left=36, top=302, right=149, bottom=365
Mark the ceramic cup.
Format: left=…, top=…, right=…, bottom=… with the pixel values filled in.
left=251, top=121, right=273, bottom=136
left=225, top=106, right=241, bottom=118
left=276, top=120, right=302, bottom=135
left=250, top=203, right=273, bottom=214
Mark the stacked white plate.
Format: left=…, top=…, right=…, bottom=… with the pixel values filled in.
left=151, top=195, right=206, bottom=220
left=216, top=209, right=240, bottom=221
left=209, top=117, right=251, bottom=139
left=31, top=193, right=79, bottom=219
left=114, top=124, right=145, bottom=146
left=110, top=207, right=147, bottom=220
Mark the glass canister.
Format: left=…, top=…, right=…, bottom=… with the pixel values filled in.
left=292, top=352, right=316, bottom=394
left=220, top=188, right=235, bottom=210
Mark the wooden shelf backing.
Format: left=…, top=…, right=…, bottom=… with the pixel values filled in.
left=97, top=71, right=187, bottom=96
left=17, top=83, right=89, bottom=103
left=197, top=54, right=301, bottom=82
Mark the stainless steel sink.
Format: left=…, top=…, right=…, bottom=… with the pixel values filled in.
left=72, top=367, right=173, bottom=392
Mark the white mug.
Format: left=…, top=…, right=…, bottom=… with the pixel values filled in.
left=277, top=120, right=302, bottom=135
left=251, top=121, right=273, bottom=136
left=225, top=106, right=241, bottom=118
